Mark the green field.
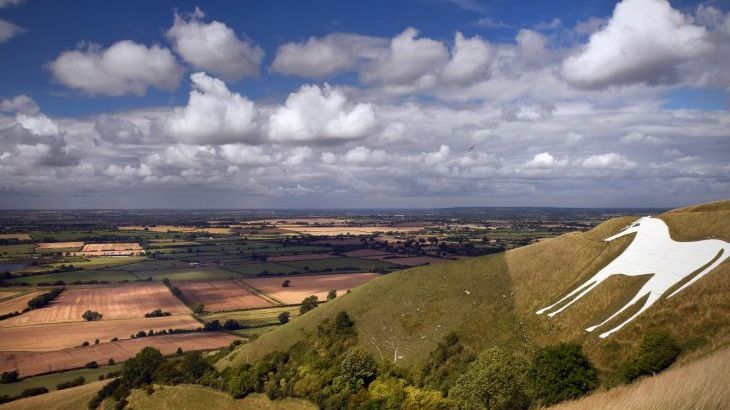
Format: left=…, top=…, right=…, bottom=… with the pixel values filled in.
left=136, top=268, right=236, bottom=282
left=222, top=262, right=297, bottom=276
left=48, top=256, right=147, bottom=270
left=8, top=269, right=137, bottom=284
left=0, top=244, right=35, bottom=256
left=101, top=259, right=191, bottom=272
left=203, top=306, right=300, bottom=327
left=0, top=364, right=122, bottom=397
left=282, top=256, right=397, bottom=272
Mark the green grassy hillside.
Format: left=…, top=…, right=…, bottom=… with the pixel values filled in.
left=218, top=201, right=730, bottom=376
left=126, top=385, right=315, bottom=410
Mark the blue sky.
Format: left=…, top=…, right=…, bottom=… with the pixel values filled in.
left=0, top=0, right=728, bottom=208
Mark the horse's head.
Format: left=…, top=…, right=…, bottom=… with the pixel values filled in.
left=604, top=216, right=650, bottom=242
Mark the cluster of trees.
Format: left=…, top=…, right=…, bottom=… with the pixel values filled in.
left=0, top=386, right=48, bottom=404
left=144, top=309, right=172, bottom=318
left=0, top=370, right=18, bottom=383
left=300, top=295, right=318, bottom=314
left=27, top=287, right=63, bottom=309
left=57, top=376, right=85, bottom=390
left=82, top=310, right=103, bottom=321
left=203, top=319, right=246, bottom=331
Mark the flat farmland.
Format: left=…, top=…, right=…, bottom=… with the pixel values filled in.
left=0, top=283, right=190, bottom=326
left=0, top=290, right=22, bottom=300
left=0, top=244, right=35, bottom=256
left=204, top=305, right=300, bottom=327
left=0, top=233, right=31, bottom=241
left=0, top=332, right=238, bottom=377
left=381, top=256, right=447, bottom=266
left=36, top=242, right=84, bottom=249
left=223, top=262, right=297, bottom=276
left=0, top=291, right=40, bottom=316
left=120, top=225, right=232, bottom=234
left=284, top=257, right=397, bottom=272
left=243, top=272, right=380, bottom=304
left=343, top=249, right=391, bottom=258
left=266, top=253, right=338, bottom=262
left=176, top=280, right=273, bottom=312
left=104, top=259, right=191, bottom=271
left=277, top=225, right=423, bottom=235
left=0, top=315, right=201, bottom=351
left=8, top=269, right=137, bottom=285
left=49, top=256, right=146, bottom=269
left=133, top=268, right=236, bottom=282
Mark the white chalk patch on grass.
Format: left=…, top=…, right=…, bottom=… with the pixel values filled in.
left=536, top=216, right=729, bottom=338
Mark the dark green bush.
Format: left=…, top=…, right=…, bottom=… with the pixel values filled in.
left=0, top=370, right=18, bottom=383
left=299, top=295, right=318, bottom=314
left=528, top=342, right=598, bottom=406
left=616, top=331, right=681, bottom=383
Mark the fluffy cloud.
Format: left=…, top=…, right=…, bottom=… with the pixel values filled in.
left=582, top=153, right=637, bottom=170
left=440, top=32, right=491, bottom=85
left=48, top=40, right=183, bottom=96
left=524, top=152, right=567, bottom=168
left=162, top=72, right=257, bottom=144
left=0, top=95, right=38, bottom=114
left=620, top=131, right=665, bottom=145
left=361, top=28, right=449, bottom=86
left=0, top=18, right=24, bottom=43
left=95, top=115, right=144, bottom=144
left=166, top=8, right=264, bottom=81
left=272, top=33, right=386, bottom=78
left=269, top=84, right=376, bottom=142
left=562, top=0, right=710, bottom=88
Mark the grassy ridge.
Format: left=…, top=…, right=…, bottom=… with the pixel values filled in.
left=220, top=200, right=730, bottom=376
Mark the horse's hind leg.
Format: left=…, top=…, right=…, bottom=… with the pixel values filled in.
left=586, top=287, right=652, bottom=333
left=596, top=292, right=661, bottom=338
left=666, top=249, right=728, bottom=299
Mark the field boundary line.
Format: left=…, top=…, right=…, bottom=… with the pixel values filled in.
left=235, top=279, right=284, bottom=306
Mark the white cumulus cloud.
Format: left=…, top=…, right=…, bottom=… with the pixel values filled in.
left=166, top=8, right=264, bottom=81
left=524, top=152, right=567, bottom=168
left=269, top=84, right=376, bottom=142
left=562, top=0, right=710, bottom=89
left=48, top=40, right=183, bottom=96
left=440, top=32, right=491, bottom=85
left=582, top=153, right=637, bottom=170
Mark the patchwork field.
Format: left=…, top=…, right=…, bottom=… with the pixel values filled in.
left=0, top=363, right=122, bottom=397
left=382, top=256, right=446, bottom=266
left=119, top=225, right=232, bottom=234
left=0, top=332, right=238, bottom=377
left=243, top=272, right=380, bottom=304
left=283, top=256, right=396, bottom=272
left=131, top=268, right=236, bottom=282
left=0, top=283, right=190, bottom=326
left=176, top=280, right=273, bottom=312
left=203, top=305, right=300, bottom=327
left=0, top=315, right=201, bottom=351
left=36, top=242, right=84, bottom=249
left=0, top=380, right=109, bottom=410
left=8, top=269, right=137, bottom=285
left=0, top=233, right=31, bottom=241
left=0, top=291, right=41, bottom=316
left=277, top=225, right=423, bottom=235
left=222, top=262, right=296, bottom=276
left=266, top=253, right=338, bottom=262
left=72, top=242, right=144, bottom=256
left=343, top=249, right=391, bottom=258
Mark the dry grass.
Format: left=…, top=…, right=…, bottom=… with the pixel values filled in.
left=0, top=332, right=238, bottom=377
left=242, top=272, right=380, bottom=304
left=176, top=280, right=273, bottom=312
left=0, top=315, right=201, bottom=352
left=0, top=292, right=42, bottom=316
left=126, top=384, right=315, bottom=410
left=549, top=347, right=730, bottom=410
left=0, top=284, right=190, bottom=326
left=0, top=380, right=108, bottom=410
left=660, top=208, right=730, bottom=242
left=36, top=242, right=84, bottom=249
left=0, top=234, right=31, bottom=241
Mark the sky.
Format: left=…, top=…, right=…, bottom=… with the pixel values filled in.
left=0, top=0, right=728, bottom=209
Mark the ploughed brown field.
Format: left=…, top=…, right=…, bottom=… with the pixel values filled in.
left=243, top=272, right=380, bottom=304
left=0, top=292, right=42, bottom=316
left=266, top=253, right=339, bottom=262
left=176, top=280, right=273, bottom=312
left=36, top=241, right=85, bottom=249
left=0, top=283, right=191, bottom=326
left=0, top=315, right=201, bottom=351
left=0, top=332, right=238, bottom=377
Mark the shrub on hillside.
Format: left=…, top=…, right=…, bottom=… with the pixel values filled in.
left=57, top=376, right=85, bottom=390
left=300, top=295, right=318, bottom=314
left=82, top=310, right=102, bottom=321
left=340, top=347, right=378, bottom=391
left=334, top=311, right=354, bottom=334
left=85, top=361, right=99, bottom=369
left=528, top=342, right=598, bottom=406
left=0, top=370, right=18, bottom=383
left=191, top=303, right=205, bottom=314
left=277, top=311, right=290, bottom=324
left=420, top=332, right=474, bottom=394
left=327, top=289, right=337, bottom=300
left=616, top=331, right=681, bottom=383
left=449, top=347, right=529, bottom=410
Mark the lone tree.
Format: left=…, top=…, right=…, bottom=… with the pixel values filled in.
left=327, top=289, right=337, bottom=300
left=278, top=311, right=290, bottom=324
left=82, top=310, right=102, bottom=321
left=281, top=279, right=290, bottom=288
left=191, top=303, right=205, bottom=314
left=300, top=295, right=318, bottom=314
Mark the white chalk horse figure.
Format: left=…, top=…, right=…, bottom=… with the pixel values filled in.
left=536, top=216, right=729, bottom=338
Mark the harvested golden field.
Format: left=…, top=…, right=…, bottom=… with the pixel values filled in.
left=550, top=347, right=730, bottom=410
left=0, top=291, right=21, bottom=300
left=0, top=234, right=31, bottom=241
left=0, top=380, right=108, bottom=410
left=127, top=385, right=315, bottom=410
left=0, top=332, right=238, bottom=377
left=71, top=242, right=144, bottom=256
left=243, top=272, right=380, bottom=304
left=0, top=292, right=41, bottom=316
left=0, top=283, right=190, bottom=326
left=176, top=280, right=273, bottom=312
left=36, top=242, right=84, bottom=249
left=277, top=225, right=423, bottom=235
left=119, top=225, right=232, bottom=234
left=266, top=253, right=338, bottom=262
left=0, top=315, right=201, bottom=352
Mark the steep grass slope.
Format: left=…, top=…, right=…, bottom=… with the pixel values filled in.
left=549, top=347, right=730, bottom=410
left=219, top=201, right=730, bottom=374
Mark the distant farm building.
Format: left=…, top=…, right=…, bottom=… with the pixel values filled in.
left=71, top=243, right=145, bottom=257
